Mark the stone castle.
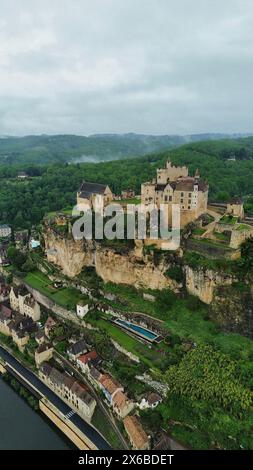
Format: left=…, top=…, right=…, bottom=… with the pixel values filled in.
left=141, top=161, right=209, bottom=228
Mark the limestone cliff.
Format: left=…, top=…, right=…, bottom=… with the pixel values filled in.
left=43, top=228, right=179, bottom=291
left=184, top=265, right=236, bottom=304
left=44, top=228, right=94, bottom=278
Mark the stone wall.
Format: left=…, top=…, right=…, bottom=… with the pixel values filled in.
left=185, top=238, right=240, bottom=260
left=39, top=399, right=97, bottom=450
left=230, top=227, right=253, bottom=249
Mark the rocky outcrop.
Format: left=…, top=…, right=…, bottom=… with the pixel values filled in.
left=44, top=228, right=94, bottom=278
left=210, top=285, right=253, bottom=338
left=184, top=265, right=236, bottom=304
left=44, top=228, right=180, bottom=291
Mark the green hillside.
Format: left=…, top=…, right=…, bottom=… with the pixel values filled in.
left=0, top=132, right=250, bottom=165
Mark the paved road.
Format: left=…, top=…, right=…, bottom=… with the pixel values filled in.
left=0, top=345, right=111, bottom=450
left=54, top=350, right=129, bottom=450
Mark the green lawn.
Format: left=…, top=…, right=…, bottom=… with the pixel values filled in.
left=86, top=314, right=163, bottom=368
left=102, top=281, right=253, bottom=362
left=91, top=408, right=124, bottom=450
left=24, top=270, right=89, bottom=310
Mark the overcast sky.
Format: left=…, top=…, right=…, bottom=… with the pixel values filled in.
left=0, top=0, right=252, bottom=136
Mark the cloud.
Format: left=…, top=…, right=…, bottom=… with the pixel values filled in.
left=0, top=0, right=252, bottom=135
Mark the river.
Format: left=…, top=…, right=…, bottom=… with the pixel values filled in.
left=0, top=377, right=73, bottom=450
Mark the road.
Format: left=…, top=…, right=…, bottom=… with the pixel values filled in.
left=54, top=350, right=129, bottom=450
left=0, top=345, right=111, bottom=450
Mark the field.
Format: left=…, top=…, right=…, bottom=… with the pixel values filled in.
left=24, top=270, right=89, bottom=310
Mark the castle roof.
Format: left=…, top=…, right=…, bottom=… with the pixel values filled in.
left=175, top=177, right=208, bottom=192
left=78, top=181, right=108, bottom=198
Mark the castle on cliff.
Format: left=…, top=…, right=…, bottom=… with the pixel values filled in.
left=141, top=161, right=209, bottom=227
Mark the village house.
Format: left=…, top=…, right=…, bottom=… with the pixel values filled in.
left=14, top=230, right=29, bottom=248
left=44, top=316, right=57, bottom=337
left=76, top=350, right=99, bottom=373
left=35, top=330, right=46, bottom=345
left=9, top=315, right=37, bottom=352
left=76, top=300, right=89, bottom=319
left=10, top=285, right=40, bottom=321
left=35, top=343, right=53, bottom=366
left=0, top=224, right=11, bottom=238
left=226, top=197, right=245, bottom=219
left=88, top=366, right=102, bottom=387
left=39, top=362, right=96, bottom=421
left=0, top=282, right=10, bottom=302
left=98, top=373, right=124, bottom=404
left=123, top=415, right=150, bottom=450
left=77, top=181, right=113, bottom=212
left=111, top=390, right=135, bottom=419
left=11, top=329, right=30, bottom=352
left=0, top=304, right=13, bottom=336
left=121, top=189, right=135, bottom=199
left=67, top=339, right=88, bottom=360
left=0, top=240, right=10, bottom=266
left=139, top=392, right=162, bottom=410
left=17, top=171, right=28, bottom=179
left=141, top=160, right=209, bottom=228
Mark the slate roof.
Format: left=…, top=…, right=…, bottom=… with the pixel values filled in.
left=175, top=177, right=208, bottom=192
left=68, top=339, right=88, bottom=357
left=78, top=181, right=107, bottom=198
left=40, top=362, right=53, bottom=377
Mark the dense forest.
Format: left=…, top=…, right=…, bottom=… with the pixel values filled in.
left=1, top=136, right=253, bottom=229
left=0, top=132, right=250, bottom=165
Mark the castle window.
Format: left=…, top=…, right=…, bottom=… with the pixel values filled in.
left=180, top=198, right=183, bottom=203
left=169, top=196, right=172, bottom=202
left=164, top=195, right=168, bottom=202
left=188, top=199, right=191, bottom=204
left=188, top=206, right=191, bottom=210
left=181, top=192, right=184, bottom=197
left=188, top=193, right=191, bottom=197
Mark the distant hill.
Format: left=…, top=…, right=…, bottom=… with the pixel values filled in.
left=0, top=132, right=252, bottom=165
left=1, top=135, right=253, bottom=229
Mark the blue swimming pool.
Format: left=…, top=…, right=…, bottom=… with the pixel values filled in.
left=114, top=319, right=158, bottom=341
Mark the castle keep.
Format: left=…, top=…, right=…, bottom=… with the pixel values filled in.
left=141, top=161, right=209, bottom=227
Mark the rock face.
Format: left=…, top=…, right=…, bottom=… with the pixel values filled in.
left=44, top=228, right=179, bottom=291
left=184, top=265, right=235, bottom=304
left=210, top=285, right=253, bottom=338
left=44, top=228, right=94, bottom=278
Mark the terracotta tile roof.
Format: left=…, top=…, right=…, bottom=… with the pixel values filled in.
left=99, top=374, right=122, bottom=395
left=112, top=391, right=131, bottom=410
left=123, top=415, right=149, bottom=450
left=78, top=350, right=98, bottom=365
